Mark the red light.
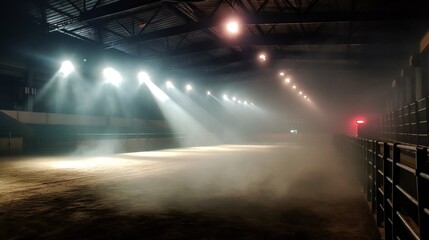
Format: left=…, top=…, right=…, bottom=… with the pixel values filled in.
left=356, top=120, right=365, bottom=124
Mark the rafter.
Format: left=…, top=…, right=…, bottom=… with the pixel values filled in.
left=83, top=0, right=87, bottom=12
left=138, top=6, right=162, bottom=35
left=167, top=2, right=249, bottom=66
left=138, top=34, right=375, bottom=60
left=103, top=26, right=128, bottom=39
left=305, top=0, right=321, bottom=12
left=103, top=10, right=428, bottom=48
left=174, top=60, right=401, bottom=82
left=257, top=0, right=270, bottom=12
left=37, top=0, right=48, bottom=27
left=174, top=33, right=190, bottom=50
left=81, top=0, right=162, bottom=22
left=91, top=0, right=103, bottom=11
left=185, top=2, right=205, bottom=19
left=115, top=19, right=133, bottom=37
left=209, top=0, right=223, bottom=18
left=66, top=0, right=82, bottom=13
left=37, top=3, right=82, bottom=32
left=283, top=0, right=298, bottom=11
left=237, top=0, right=266, bottom=35
left=29, top=12, right=100, bottom=44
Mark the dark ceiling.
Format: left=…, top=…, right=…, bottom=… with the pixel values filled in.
left=5, top=0, right=429, bottom=81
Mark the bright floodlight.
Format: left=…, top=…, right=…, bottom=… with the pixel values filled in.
left=223, top=94, right=228, bottom=100
left=137, top=71, right=150, bottom=85
left=207, top=91, right=211, bottom=96
left=292, top=85, right=296, bottom=89
left=259, top=54, right=266, bottom=61
left=304, top=95, right=307, bottom=99
left=356, top=120, right=365, bottom=124
left=244, top=101, right=248, bottom=105
left=232, top=96, right=237, bottom=101
left=166, top=81, right=174, bottom=89
left=250, top=102, right=254, bottom=106
left=279, top=72, right=284, bottom=76
left=285, top=78, right=291, bottom=83
left=226, top=21, right=239, bottom=34
left=299, top=91, right=302, bottom=95
left=104, top=68, right=122, bottom=86
left=59, top=60, right=74, bottom=77
left=238, top=100, right=242, bottom=104
left=185, top=84, right=192, bottom=92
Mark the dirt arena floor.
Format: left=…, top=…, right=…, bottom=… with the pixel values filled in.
left=0, top=138, right=380, bottom=239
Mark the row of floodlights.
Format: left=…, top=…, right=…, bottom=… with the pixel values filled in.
left=59, top=61, right=256, bottom=105
left=217, top=93, right=255, bottom=106
left=168, top=83, right=255, bottom=106
left=278, top=72, right=311, bottom=103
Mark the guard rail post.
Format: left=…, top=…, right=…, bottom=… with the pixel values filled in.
left=371, top=140, right=377, bottom=215
left=374, top=140, right=383, bottom=226
left=382, top=142, right=391, bottom=240
left=364, top=139, right=369, bottom=200
left=359, top=138, right=366, bottom=194
left=366, top=139, right=373, bottom=202
left=416, top=147, right=428, bottom=240
left=391, top=143, right=400, bottom=239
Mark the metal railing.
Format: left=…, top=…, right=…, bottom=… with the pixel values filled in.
left=341, top=137, right=429, bottom=240
left=382, top=97, right=429, bottom=146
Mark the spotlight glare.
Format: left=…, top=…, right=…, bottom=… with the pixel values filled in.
left=207, top=91, right=211, bottom=96
left=244, top=101, right=248, bottom=105
left=226, top=21, right=239, bottom=34
left=185, top=84, right=192, bottom=92
left=137, top=71, right=150, bottom=85
left=250, top=102, right=254, bottom=106
left=285, top=78, right=291, bottom=83
left=59, top=60, right=74, bottom=77
left=142, top=76, right=169, bottom=102
left=304, top=95, right=307, bottom=99
left=259, top=54, right=266, bottom=61
left=232, top=96, right=237, bottom=101
left=238, top=100, right=242, bottom=104
left=280, top=72, right=284, bottom=76
left=299, top=91, right=302, bottom=95
left=223, top=94, right=228, bottom=100
left=104, top=68, right=122, bottom=86
left=292, top=85, right=296, bottom=89
left=166, top=81, right=174, bottom=89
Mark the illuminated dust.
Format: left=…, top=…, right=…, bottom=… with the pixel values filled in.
left=0, top=137, right=379, bottom=239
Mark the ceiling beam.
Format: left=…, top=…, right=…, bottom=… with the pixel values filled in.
left=186, top=60, right=405, bottom=82
left=172, top=48, right=408, bottom=71
left=138, top=33, right=415, bottom=60
left=80, top=0, right=162, bottom=22
left=104, top=10, right=428, bottom=48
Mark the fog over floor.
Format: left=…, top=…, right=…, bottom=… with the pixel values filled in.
left=0, top=135, right=379, bottom=239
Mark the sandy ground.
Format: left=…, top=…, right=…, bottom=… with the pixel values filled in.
left=0, top=138, right=380, bottom=239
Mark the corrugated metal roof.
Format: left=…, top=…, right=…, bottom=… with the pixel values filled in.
left=20, top=0, right=428, bottom=77
left=142, top=8, right=187, bottom=34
